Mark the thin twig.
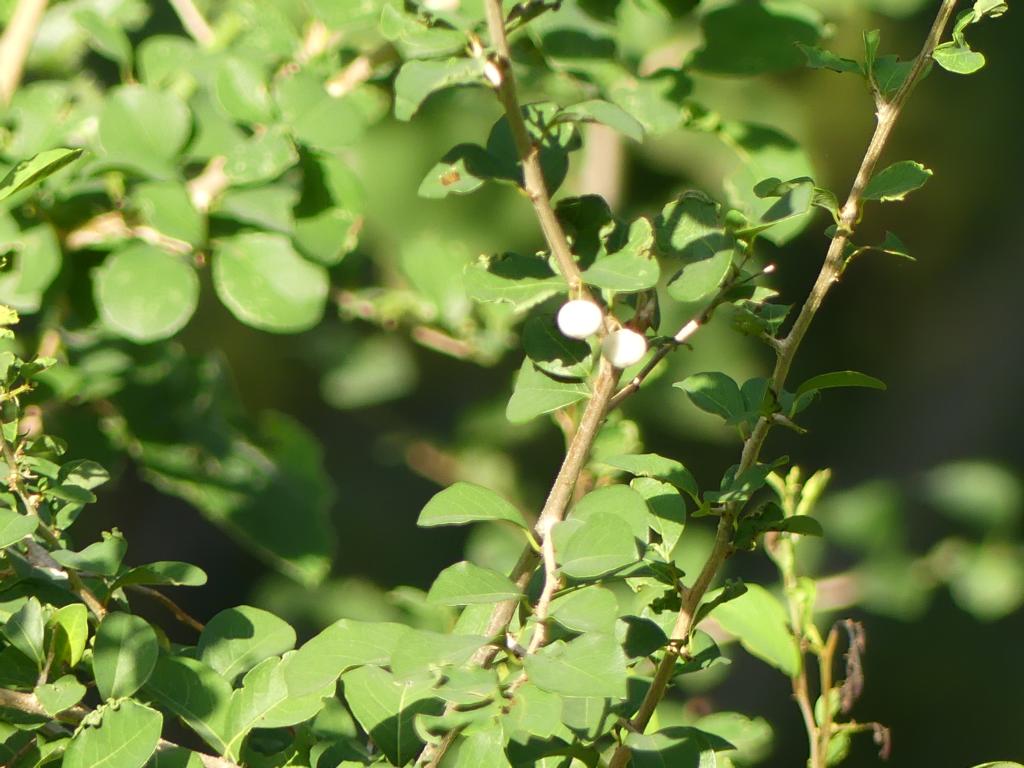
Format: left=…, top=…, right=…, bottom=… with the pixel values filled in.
left=64, top=211, right=192, bottom=255
left=606, top=3, right=960, bottom=763
left=167, top=0, right=215, bottom=47
left=607, top=309, right=707, bottom=410
left=421, top=362, right=619, bottom=767
left=0, top=0, right=47, bottom=105
left=187, top=156, right=229, bottom=212
left=325, top=45, right=396, bottom=98
left=126, top=584, right=205, bottom=633
left=483, top=0, right=588, bottom=298
left=817, top=627, right=841, bottom=764
left=525, top=519, right=560, bottom=654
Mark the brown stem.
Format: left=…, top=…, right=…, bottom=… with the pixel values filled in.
left=421, top=361, right=619, bottom=767
left=167, top=0, right=214, bottom=46
left=484, top=0, right=588, bottom=298
left=607, top=3, right=960, bottom=763
left=816, top=628, right=841, bottom=765
left=126, top=584, right=205, bottom=633
left=0, top=0, right=47, bottom=105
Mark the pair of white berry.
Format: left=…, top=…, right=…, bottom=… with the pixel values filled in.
left=556, top=299, right=648, bottom=369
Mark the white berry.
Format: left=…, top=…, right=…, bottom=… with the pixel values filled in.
left=557, top=299, right=603, bottom=340
left=602, top=328, right=648, bottom=368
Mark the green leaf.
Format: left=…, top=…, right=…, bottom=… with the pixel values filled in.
left=380, top=5, right=467, bottom=58
left=922, top=461, right=1021, bottom=531
left=223, top=128, right=298, bottom=184
left=74, top=9, right=132, bottom=69
left=524, top=634, right=628, bottom=699
left=464, top=252, right=562, bottom=309
left=198, top=605, right=296, bottom=684
left=666, top=240, right=733, bottom=306
left=743, top=177, right=815, bottom=235
left=522, top=314, right=592, bottom=379
left=417, top=482, right=527, bottom=530
left=389, top=629, right=486, bottom=679
left=93, top=244, right=199, bottom=343
left=3, top=597, right=45, bottom=668
left=556, top=100, right=644, bottom=142
left=624, top=727, right=719, bottom=768
left=706, top=462, right=783, bottom=505
left=948, top=540, right=1024, bottom=620
left=502, top=682, right=567, bottom=741
left=284, top=619, right=411, bottom=697
left=93, top=613, right=159, bottom=700
left=696, top=711, right=773, bottom=765
left=719, top=122, right=815, bottom=245
left=602, top=453, right=699, bottom=500
left=114, top=561, right=208, bottom=588
left=212, top=232, right=329, bottom=333
left=0, top=223, right=63, bottom=312
left=506, top=359, right=590, bottom=424
left=64, top=700, right=163, bottom=768
left=35, top=675, right=87, bottom=716
left=795, top=370, right=887, bottom=399
left=0, top=508, right=38, bottom=549
left=675, top=372, right=746, bottom=422
left=418, top=144, right=503, bottom=199
left=571, top=485, right=650, bottom=542
left=655, top=192, right=721, bottom=259
left=341, top=665, right=440, bottom=765
left=142, top=655, right=231, bottom=755
left=707, top=583, right=799, bottom=676
left=276, top=72, right=375, bottom=151
left=223, top=657, right=331, bottom=755
left=691, top=0, right=823, bottom=75
left=797, top=43, right=862, bottom=73
left=487, top=102, right=579, bottom=193
left=447, top=724, right=513, bottom=768
left=933, top=42, right=986, bottom=73
left=214, top=56, right=273, bottom=124
left=583, top=218, right=660, bottom=292
left=633, top=477, right=687, bottom=556
left=0, top=148, right=84, bottom=202
left=137, top=35, right=195, bottom=87
left=294, top=153, right=364, bottom=266
left=52, top=531, right=127, bottom=575
left=606, top=67, right=692, bottom=135
left=393, top=58, right=485, bottom=121
left=862, top=161, right=932, bottom=202
left=320, top=334, right=418, bottom=410
left=549, top=585, right=619, bottom=634
left=131, top=182, right=205, bottom=247
left=427, top=561, right=521, bottom=605
left=50, top=603, right=89, bottom=668
left=98, top=85, right=191, bottom=178
left=559, top=512, right=638, bottom=579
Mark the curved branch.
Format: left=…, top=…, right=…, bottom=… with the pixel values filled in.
left=483, top=0, right=588, bottom=298
left=607, top=3, right=961, bottom=764
left=0, top=0, right=48, bottom=106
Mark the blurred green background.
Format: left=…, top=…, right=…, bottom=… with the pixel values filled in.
left=6, top=0, right=1023, bottom=765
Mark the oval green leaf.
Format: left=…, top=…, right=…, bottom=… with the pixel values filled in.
left=93, top=243, right=199, bottom=343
